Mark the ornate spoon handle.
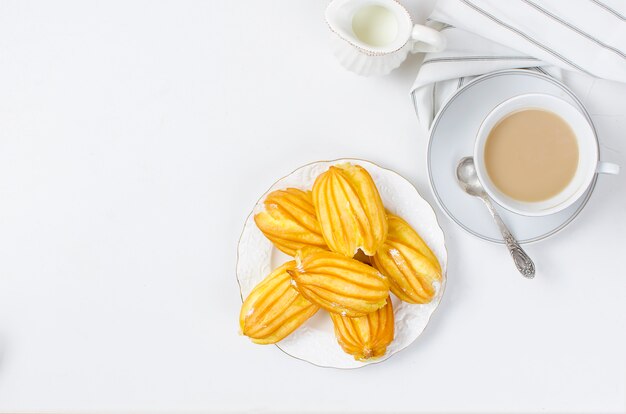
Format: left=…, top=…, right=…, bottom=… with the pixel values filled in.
left=481, top=196, right=536, bottom=279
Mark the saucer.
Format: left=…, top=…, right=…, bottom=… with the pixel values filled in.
left=423, top=69, right=598, bottom=244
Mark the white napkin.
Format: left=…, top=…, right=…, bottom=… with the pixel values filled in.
left=411, top=0, right=626, bottom=128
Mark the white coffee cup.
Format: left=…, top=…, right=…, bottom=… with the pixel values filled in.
left=474, top=93, right=619, bottom=216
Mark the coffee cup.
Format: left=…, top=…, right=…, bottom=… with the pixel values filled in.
left=474, top=93, right=619, bottom=216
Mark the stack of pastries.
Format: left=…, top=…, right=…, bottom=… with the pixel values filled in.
left=240, top=163, right=442, bottom=361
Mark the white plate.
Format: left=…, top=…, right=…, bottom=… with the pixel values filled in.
left=236, top=159, right=447, bottom=369
left=424, top=69, right=598, bottom=244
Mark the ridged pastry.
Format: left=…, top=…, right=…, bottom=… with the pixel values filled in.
left=240, top=261, right=319, bottom=344
left=372, top=214, right=442, bottom=304
left=312, top=163, right=387, bottom=256
left=289, top=247, right=389, bottom=317
left=254, top=188, right=327, bottom=256
left=330, top=296, right=394, bottom=361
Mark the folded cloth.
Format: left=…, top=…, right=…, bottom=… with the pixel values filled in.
left=411, top=0, right=626, bottom=128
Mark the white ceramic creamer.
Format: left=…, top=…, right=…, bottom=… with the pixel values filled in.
left=326, top=0, right=446, bottom=76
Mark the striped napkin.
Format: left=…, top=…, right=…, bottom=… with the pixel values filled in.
left=411, top=0, right=626, bottom=128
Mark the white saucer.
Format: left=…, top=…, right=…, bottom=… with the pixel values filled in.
left=425, top=69, right=598, bottom=244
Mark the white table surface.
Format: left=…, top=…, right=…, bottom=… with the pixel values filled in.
left=0, top=1, right=624, bottom=413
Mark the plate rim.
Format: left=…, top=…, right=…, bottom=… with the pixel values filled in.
left=235, top=157, right=449, bottom=369
left=421, top=68, right=599, bottom=245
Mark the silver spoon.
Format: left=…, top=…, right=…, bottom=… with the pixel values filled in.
left=456, top=156, right=535, bottom=278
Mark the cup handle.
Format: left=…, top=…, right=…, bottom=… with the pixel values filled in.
left=596, top=161, right=620, bottom=175
left=411, top=24, right=446, bottom=54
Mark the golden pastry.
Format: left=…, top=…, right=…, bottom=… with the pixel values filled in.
left=372, top=214, right=442, bottom=304
left=240, top=261, right=319, bottom=344
left=312, top=163, right=387, bottom=256
left=289, top=247, right=389, bottom=317
left=330, top=296, right=394, bottom=361
left=254, top=188, right=327, bottom=256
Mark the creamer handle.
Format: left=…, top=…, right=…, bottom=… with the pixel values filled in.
left=411, top=24, right=446, bottom=53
